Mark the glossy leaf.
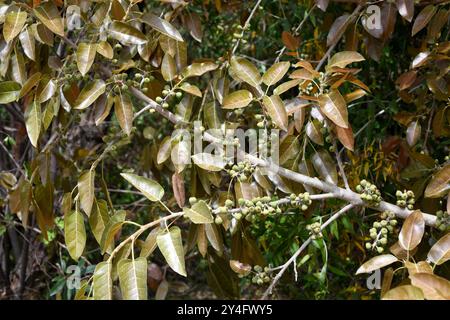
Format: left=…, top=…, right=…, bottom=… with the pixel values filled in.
left=223, top=90, right=253, bottom=109
left=230, top=56, right=262, bottom=88
left=192, top=153, right=226, bottom=171
left=262, top=62, right=290, bottom=86
left=183, top=200, right=213, bottom=224
left=120, top=173, right=164, bottom=202
left=93, top=261, right=113, bottom=300
left=427, top=233, right=450, bottom=265
left=100, top=210, right=126, bottom=254
left=76, top=43, right=97, bottom=76
left=78, top=170, right=95, bottom=216
left=356, top=254, right=398, bottom=274
left=64, top=209, right=86, bottom=261
left=262, top=95, right=288, bottom=131
left=118, top=258, right=148, bottom=300
left=399, top=210, right=425, bottom=251
left=0, top=81, right=21, bottom=103
left=141, top=13, right=183, bottom=42
left=412, top=5, right=436, bottom=36
left=74, top=80, right=106, bottom=110
left=33, top=2, right=65, bottom=36
left=326, top=51, right=365, bottom=72
left=161, top=53, right=177, bottom=81
left=424, top=164, right=450, bottom=198
left=109, top=21, right=147, bottom=45
left=318, top=90, right=349, bottom=128
left=410, top=273, right=450, bottom=300
left=382, top=285, right=424, bottom=300
left=157, top=226, right=186, bottom=277
left=24, top=100, right=41, bottom=148
left=3, top=10, right=27, bottom=42
left=114, top=90, right=134, bottom=136
left=311, top=149, right=338, bottom=185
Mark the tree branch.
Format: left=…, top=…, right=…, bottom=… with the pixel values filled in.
left=261, top=203, right=355, bottom=299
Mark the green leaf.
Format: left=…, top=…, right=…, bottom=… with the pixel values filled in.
left=0, top=81, right=21, bottom=103
left=78, top=170, right=95, bottom=216
left=64, top=209, right=86, bottom=261
left=100, top=210, right=126, bottom=254
left=230, top=56, right=261, bottom=88
left=24, top=100, right=41, bottom=148
left=183, top=200, right=213, bottom=224
left=114, top=90, right=134, bottom=136
left=262, top=95, right=288, bottom=131
left=273, top=79, right=301, bottom=95
left=182, top=61, right=218, bottom=78
left=93, top=261, right=113, bottom=300
left=33, top=2, right=65, bottom=37
left=19, top=27, right=36, bottom=61
left=74, top=80, right=106, bottom=110
left=3, top=10, right=27, bottom=42
left=96, top=41, right=113, bottom=59
left=318, top=89, right=349, bottom=128
left=262, top=62, right=290, bottom=86
left=191, top=153, right=226, bottom=171
left=139, top=227, right=160, bottom=258
left=76, top=43, right=97, bottom=76
left=179, top=83, right=202, bottom=97
left=157, top=226, right=186, bottom=277
left=89, top=199, right=110, bottom=245
left=141, top=13, right=184, bottom=42
left=109, top=21, right=147, bottom=45
left=120, top=173, right=164, bottom=202
left=223, top=90, right=253, bottom=109
left=117, top=257, right=148, bottom=300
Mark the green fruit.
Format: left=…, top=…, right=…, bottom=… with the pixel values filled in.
left=189, top=197, right=197, bottom=205
left=214, top=216, right=223, bottom=225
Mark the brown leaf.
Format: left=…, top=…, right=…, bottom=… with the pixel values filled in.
left=424, top=164, right=450, bottom=198
left=397, top=0, right=414, bottom=22
left=172, top=172, right=185, bottom=208
left=336, top=125, right=354, bottom=151
left=399, top=210, right=425, bottom=251
left=356, top=254, right=398, bottom=274
left=410, top=273, right=450, bottom=300
left=412, top=5, right=437, bottom=36
left=318, top=90, right=349, bottom=128
left=427, top=233, right=450, bottom=265
left=281, top=31, right=299, bottom=50
left=327, top=14, right=350, bottom=47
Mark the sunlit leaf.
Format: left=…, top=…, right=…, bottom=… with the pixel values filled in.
left=114, top=90, right=134, bottom=136
left=64, top=209, right=86, bottom=261
left=141, top=13, right=183, bottom=42
left=262, top=95, right=288, bottom=131
left=223, top=90, right=253, bottom=109
left=120, top=173, right=164, bottom=202
left=77, top=43, right=97, bottom=76
left=24, top=100, right=41, bottom=148
left=78, top=170, right=95, bottom=216
left=3, top=10, right=27, bottom=42
left=262, top=62, right=290, bottom=86
left=109, top=21, right=147, bottom=45
left=356, top=254, right=398, bottom=274
left=382, top=285, right=424, bottom=300
left=318, top=90, right=349, bottom=128
left=118, top=257, right=148, bottom=300
left=157, top=226, right=186, bottom=277
left=424, top=164, right=450, bottom=198
left=192, top=153, right=226, bottom=171
left=93, top=261, right=113, bottom=300
left=183, top=200, right=213, bottom=224
left=74, top=80, right=106, bottom=110
left=399, top=210, right=425, bottom=251
left=33, top=2, right=65, bottom=36
left=427, top=233, right=450, bottom=265
left=230, top=56, right=262, bottom=88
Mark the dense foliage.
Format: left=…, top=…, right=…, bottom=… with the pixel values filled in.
left=0, top=0, right=449, bottom=300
